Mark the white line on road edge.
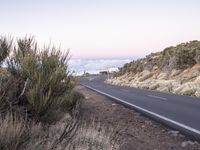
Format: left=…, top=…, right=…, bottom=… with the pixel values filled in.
left=147, top=95, right=168, bottom=101
left=81, top=84, right=200, bottom=136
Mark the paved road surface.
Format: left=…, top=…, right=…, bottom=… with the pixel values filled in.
left=80, top=75, right=200, bottom=140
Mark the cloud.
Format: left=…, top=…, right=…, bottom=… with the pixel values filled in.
left=68, top=58, right=131, bottom=75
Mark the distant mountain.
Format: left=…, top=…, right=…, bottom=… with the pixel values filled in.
left=107, top=41, right=200, bottom=97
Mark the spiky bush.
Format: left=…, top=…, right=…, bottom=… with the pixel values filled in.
left=0, top=36, right=80, bottom=124
left=0, top=37, right=13, bottom=114
left=0, top=37, right=11, bottom=65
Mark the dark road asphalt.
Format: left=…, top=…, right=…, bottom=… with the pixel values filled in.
left=80, top=75, right=200, bottom=140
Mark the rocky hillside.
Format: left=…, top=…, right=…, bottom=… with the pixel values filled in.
left=107, top=41, right=200, bottom=97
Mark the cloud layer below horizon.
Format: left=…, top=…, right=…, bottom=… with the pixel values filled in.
left=69, top=58, right=132, bottom=75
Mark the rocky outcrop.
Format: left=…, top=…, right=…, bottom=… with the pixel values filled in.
left=106, top=65, right=200, bottom=97
left=107, top=41, right=200, bottom=98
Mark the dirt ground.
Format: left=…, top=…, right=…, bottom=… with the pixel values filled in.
left=76, top=85, right=200, bottom=150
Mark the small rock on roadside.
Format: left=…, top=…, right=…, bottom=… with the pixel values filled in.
left=161, top=129, right=165, bottom=132
left=181, top=141, right=195, bottom=148
left=168, top=130, right=179, bottom=137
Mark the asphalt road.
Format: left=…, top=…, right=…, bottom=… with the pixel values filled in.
left=80, top=75, right=200, bottom=140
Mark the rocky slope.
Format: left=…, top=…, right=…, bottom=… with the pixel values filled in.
left=107, top=41, right=200, bottom=97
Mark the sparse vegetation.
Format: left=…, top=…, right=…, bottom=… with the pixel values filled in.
left=115, top=40, right=200, bottom=77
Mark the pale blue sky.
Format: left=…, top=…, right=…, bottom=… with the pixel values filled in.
left=0, top=0, right=200, bottom=58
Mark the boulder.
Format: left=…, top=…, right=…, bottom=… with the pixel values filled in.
left=174, top=86, right=184, bottom=95
left=195, top=90, right=200, bottom=97
left=149, top=83, right=159, bottom=90
left=181, top=88, right=196, bottom=96
left=138, top=82, right=149, bottom=89
left=157, top=73, right=168, bottom=80
left=174, top=83, right=197, bottom=96
left=171, top=69, right=181, bottom=77
left=195, top=76, right=200, bottom=83
left=157, top=86, right=170, bottom=92
left=138, top=70, right=153, bottom=82
left=152, top=66, right=158, bottom=71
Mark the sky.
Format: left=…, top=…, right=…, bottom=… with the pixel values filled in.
left=0, top=0, right=200, bottom=59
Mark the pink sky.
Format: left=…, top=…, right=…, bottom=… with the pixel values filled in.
left=1, top=0, right=200, bottom=59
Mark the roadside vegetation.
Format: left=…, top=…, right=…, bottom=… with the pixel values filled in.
left=115, top=40, right=200, bottom=76
left=0, top=36, right=118, bottom=150
left=108, top=41, right=200, bottom=97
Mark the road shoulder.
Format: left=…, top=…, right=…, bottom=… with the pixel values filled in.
left=76, top=85, right=200, bottom=150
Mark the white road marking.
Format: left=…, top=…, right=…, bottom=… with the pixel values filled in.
left=147, top=95, right=168, bottom=101
left=80, top=83, right=200, bottom=136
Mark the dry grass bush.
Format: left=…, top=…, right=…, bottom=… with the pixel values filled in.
left=0, top=113, right=43, bottom=150
left=66, top=121, right=119, bottom=150
left=0, top=113, right=119, bottom=150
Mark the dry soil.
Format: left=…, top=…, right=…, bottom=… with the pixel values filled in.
left=76, top=85, right=200, bottom=150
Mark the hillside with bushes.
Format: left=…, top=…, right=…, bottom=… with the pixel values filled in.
left=107, top=41, right=200, bottom=97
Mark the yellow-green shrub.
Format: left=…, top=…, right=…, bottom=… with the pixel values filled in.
left=1, top=37, right=80, bottom=124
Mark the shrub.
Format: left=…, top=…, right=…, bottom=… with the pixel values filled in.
left=194, top=49, right=200, bottom=64
left=0, top=36, right=79, bottom=124
left=0, top=37, right=11, bottom=66
left=0, top=38, right=13, bottom=113
left=0, top=36, right=119, bottom=150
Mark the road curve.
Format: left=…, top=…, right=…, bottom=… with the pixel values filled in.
left=79, top=75, right=200, bottom=140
